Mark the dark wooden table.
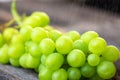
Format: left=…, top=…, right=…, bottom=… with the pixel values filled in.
left=0, top=0, right=120, bottom=80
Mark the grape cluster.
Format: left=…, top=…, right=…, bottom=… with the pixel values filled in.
left=0, top=12, right=119, bottom=80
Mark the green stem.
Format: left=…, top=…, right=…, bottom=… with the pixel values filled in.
left=11, top=0, right=22, bottom=25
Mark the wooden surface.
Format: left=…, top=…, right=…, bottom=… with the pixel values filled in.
left=0, top=65, right=38, bottom=80
left=0, top=0, right=120, bottom=80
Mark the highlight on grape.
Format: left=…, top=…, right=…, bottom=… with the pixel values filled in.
left=0, top=0, right=119, bottom=80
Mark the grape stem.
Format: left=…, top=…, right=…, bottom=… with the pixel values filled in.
left=11, top=0, right=22, bottom=25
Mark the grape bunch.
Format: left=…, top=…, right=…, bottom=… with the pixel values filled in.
left=0, top=11, right=120, bottom=80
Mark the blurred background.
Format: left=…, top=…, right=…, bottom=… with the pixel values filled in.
left=0, top=0, right=120, bottom=79
left=0, top=0, right=120, bottom=48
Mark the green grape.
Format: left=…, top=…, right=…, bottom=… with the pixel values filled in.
left=87, top=54, right=100, bottom=66
left=0, top=33, right=5, bottom=47
left=65, top=31, right=80, bottom=41
left=52, top=68, right=67, bottom=80
left=9, top=58, right=20, bottom=67
left=56, top=36, right=73, bottom=54
left=31, top=12, right=50, bottom=27
left=3, top=28, right=18, bottom=43
left=97, top=61, right=116, bottom=79
left=88, top=37, right=107, bottom=55
left=81, top=31, right=99, bottom=44
left=41, top=55, right=47, bottom=64
left=73, top=39, right=88, bottom=54
left=38, top=67, right=53, bottom=80
left=20, top=26, right=32, bottom=41
left=90, top=74, right=105, bottom=80
left=67, top=49, right=86, bottom=67
left=11, top=34, right=24, bottom=44
left=26, top=53, right=40, bottom=69
left=0, top=44, right=9, bottom=64
left=67, top=67, right=81, bottom=80
left=38, top=64, right=46, bottom=72
left=49, top=30, right=62, bottom=42
left=19, top=53, right=28, bottom=68
left=29, top=42, right=42, bottom=58
left=23, top=12, right=50, bottom=27
left=8, top=43, right=25, bottom=59
left=102, top=45, right=120, bottom=62
left=80, top=63, right=96, bottom=78
left=39, top=38, right=55, bottom=55
left=31, top=27, right=48, bottom=43
left=45, top=53, right=64, bottom=70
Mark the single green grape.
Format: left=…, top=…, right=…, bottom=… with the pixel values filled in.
left=87, top=54, right=100, bottom=66
left=49, top=29, right=62, bottom=42
left=80, top=63, right=96, bottom=78
left=73, top=39, right=88, bottom=54
left=67, top=49, right=86, bottom=67
left=8, top=43, right=25, bottom=59
left=65, top=31, right=80, bottom=41
left=3, top=28, right=19, bottom=43
left=88, top=37, right=107, bottom=55
left=31, top=12, right=50, bottom=27
left=45, top=53, right=64, bottom=70
left=26, top=53, right=40, bottom=69
left=52, top=68, right=67, bottom=80
left=0, top=44, right=9, bottom=64
left=29, top=42, right=42, bottom=58
left=97, top=61, right=116, bottom=79
left=9, top=58, right=20, bottom=67
left=20, top=26, right=32, bottom=41
left=38, top=67, right=53, bottom=80
left=31, top=27, right=48, bottom=43
left=102, top=45, right=120, bottom=62
left=81, top=31, right=99, bottom=44
left=56, top=36, right=73, bottom=54
left=67, top=67, right=81, bottom=80
left=39, top=38, right=55, bottom=55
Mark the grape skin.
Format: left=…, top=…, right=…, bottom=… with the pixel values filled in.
left=102, top=45, right=120, bottom=62
left=0, top=11, right=119, bottom=80
left=97, top=61, right=116, bottom=79
left=56, top=36, right=73, bottom=54
left=87, top=54, right=100, bottom=66
left=45, top=53, right=64, bottom=70
left=88, top=37, right=107, bottom=55
left=67, top=49, right=86, bottom=67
